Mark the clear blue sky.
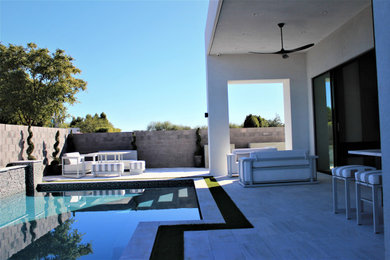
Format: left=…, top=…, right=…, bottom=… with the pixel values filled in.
left=1, top=0, right=284, bottom=131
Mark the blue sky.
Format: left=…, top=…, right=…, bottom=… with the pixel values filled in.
left=1, top=0, right=284, bottom=131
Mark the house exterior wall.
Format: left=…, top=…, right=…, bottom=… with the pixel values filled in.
left=372, top=0, right=390, bottom=257
left=206, top=54, right=308, bottom=175
left=305, top=6, right=375, bottom=154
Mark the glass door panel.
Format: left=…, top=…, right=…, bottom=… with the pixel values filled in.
left=313, top=72, right=334, bottom=173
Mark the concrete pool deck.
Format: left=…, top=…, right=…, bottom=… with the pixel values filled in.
left=42, top=169, right=385, bottom=259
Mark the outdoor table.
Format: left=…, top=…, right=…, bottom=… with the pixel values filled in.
left=348, top=149, right=382, bottom=157
left=96, top=151, right=129, bottom=162
left=348, top=149, right=382, bottom=169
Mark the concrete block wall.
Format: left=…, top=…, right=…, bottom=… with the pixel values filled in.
left=135, top=129, right=206, bottom=168
left=72, top=132, right=133, bottom=154
left=71, top=128, right=283, bottom=168
left=0, top=124, right=69, bottom=167
left=230, top=127, right=285, bottom=148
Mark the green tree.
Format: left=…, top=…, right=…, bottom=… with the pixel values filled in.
left=243, top=114, right=260, bottom=128
left=0, top=43, right=87, bottom=127
left=267, top=114, right=284, bottom=127
left=229, top=123, right=242, bottom=128
left=69, top=113, right=121, bottom=133
left=257, top=115, right=269, bottom=127
left=51, top=130, right=60, bottom=165
left=147, top=121, right=191, bottom=131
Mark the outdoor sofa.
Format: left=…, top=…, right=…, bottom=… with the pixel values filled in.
left=227, top=147, right=277, bottom=177
left=238, top=149, right=317, bottom=187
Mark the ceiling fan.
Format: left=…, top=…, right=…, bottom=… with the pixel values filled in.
left=249, top=23, right=314, bottom=59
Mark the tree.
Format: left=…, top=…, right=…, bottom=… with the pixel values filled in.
left=243, top=114, right=260, bottom=128
left=0, top=43, right=86, bottom=159
left=69, top=113, right=121, bottom=133
left=147, top=121, right=191, bottom=131
left=257, top=115, right=269, bottom=127
left=267, top=114, right=284, bottom=127
left=0, top=43, right=87, bottom=126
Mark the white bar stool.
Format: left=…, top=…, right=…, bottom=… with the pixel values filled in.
left=332, top=165, right=375, bottom=219
left=355, top=170, right=383, bottom=233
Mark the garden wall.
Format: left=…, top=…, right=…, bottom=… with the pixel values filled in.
left=72, top=127, right=284, bottom=168
left=0, top=124, right=69, bottom=167
left=0, top=124, right=284, bottom=169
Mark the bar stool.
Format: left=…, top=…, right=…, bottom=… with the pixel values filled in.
left=355, top=170, right=383, bottom=233
left=332, top=165, right=376, bottom=219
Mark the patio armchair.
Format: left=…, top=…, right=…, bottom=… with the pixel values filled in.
left=239, top=149, right=317, bottom=187
left=227, top=147, right=277, bottom=177
left=62, top=152, right=87, bottom=178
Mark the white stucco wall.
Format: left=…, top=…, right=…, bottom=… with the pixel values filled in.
left=206, top=54, right=308, bottom=175
left=306, top=6, right=374, bottom=154
left=372, top=0, right=390, bottom=258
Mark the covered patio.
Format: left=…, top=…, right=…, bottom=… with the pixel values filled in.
left=204, top=0, right=390, bottom=257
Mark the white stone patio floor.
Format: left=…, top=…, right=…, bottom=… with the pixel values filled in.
left=44, top=169, right=385, bottom=259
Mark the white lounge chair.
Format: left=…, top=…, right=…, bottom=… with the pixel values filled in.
left=239, top=149, right=317, bottom=187
left=62, top=152, right=87, bottom=178
left=227, top=147, right=277, bottom=177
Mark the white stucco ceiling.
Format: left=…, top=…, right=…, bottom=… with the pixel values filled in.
left=209, top=0, right=371, bottom=55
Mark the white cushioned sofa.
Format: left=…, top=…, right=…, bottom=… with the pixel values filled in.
left=238, top=149, right=317, bottom=187
left=227, top=147, right=277, bottom=177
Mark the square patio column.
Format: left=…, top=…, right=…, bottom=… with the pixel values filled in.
left=372, top=0, right=390, bottom=258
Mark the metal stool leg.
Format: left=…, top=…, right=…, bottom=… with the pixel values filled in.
left=345, top=178, right=351, bottom=219
left=356, top=182, right=362, bottom=225
left=373, top=185, right=380, bottom=233
left=333, top=176, right=338, bottom=214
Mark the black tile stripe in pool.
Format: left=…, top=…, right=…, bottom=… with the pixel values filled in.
left=37, top=179, right=195, bottom=192
left=149, top=177, right=254, bottom=260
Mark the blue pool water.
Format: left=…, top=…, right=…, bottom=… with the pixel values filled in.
left=0, top=186, right=200, bottom=259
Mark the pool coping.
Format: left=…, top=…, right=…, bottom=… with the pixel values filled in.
left=119, top=177, right=226, bottom=260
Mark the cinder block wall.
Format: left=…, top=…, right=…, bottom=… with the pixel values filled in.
left=0, top=124, right=284, bottom=168
left=135, top=129, right=208, bottom=168
left=0, top=124, right=69, bottom=167
left=72, top=132, right=133, bottom=153
left=230, top=127, right=285, bottom=148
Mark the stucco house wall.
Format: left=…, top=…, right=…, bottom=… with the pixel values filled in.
left=206, top=53, right=308, bottom=175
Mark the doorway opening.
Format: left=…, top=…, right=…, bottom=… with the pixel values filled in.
left=227, top=79, right=291, bottom=150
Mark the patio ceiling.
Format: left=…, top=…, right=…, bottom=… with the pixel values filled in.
left=209, top=0, right=371, bottom=55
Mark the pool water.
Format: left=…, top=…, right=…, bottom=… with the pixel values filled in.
left=0, top=186, right=201, bottom=259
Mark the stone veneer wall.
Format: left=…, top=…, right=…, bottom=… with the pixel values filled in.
left=0, top=166, right=26, bottom=198
left=0, top=124, right=69, bottom=167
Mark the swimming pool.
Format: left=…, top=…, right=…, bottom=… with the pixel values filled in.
left=0, top=183, right=201, bottom=259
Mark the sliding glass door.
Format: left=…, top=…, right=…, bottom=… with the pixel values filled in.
left=313, top=50, right=380, bottom=173
left=313, top=72, right=334, bottom=173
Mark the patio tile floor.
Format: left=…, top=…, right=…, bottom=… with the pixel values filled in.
left=184, top=173, right=384, bottom=259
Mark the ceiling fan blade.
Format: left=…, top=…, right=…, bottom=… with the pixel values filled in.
left=248, top=51, right=282, bottom=55
left=284, top=43, right=314, bottom=53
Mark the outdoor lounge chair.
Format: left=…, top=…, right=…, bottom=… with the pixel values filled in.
left=62, top=152, right=87, bottom=178
left=239, top=149, right=317, bottom=187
